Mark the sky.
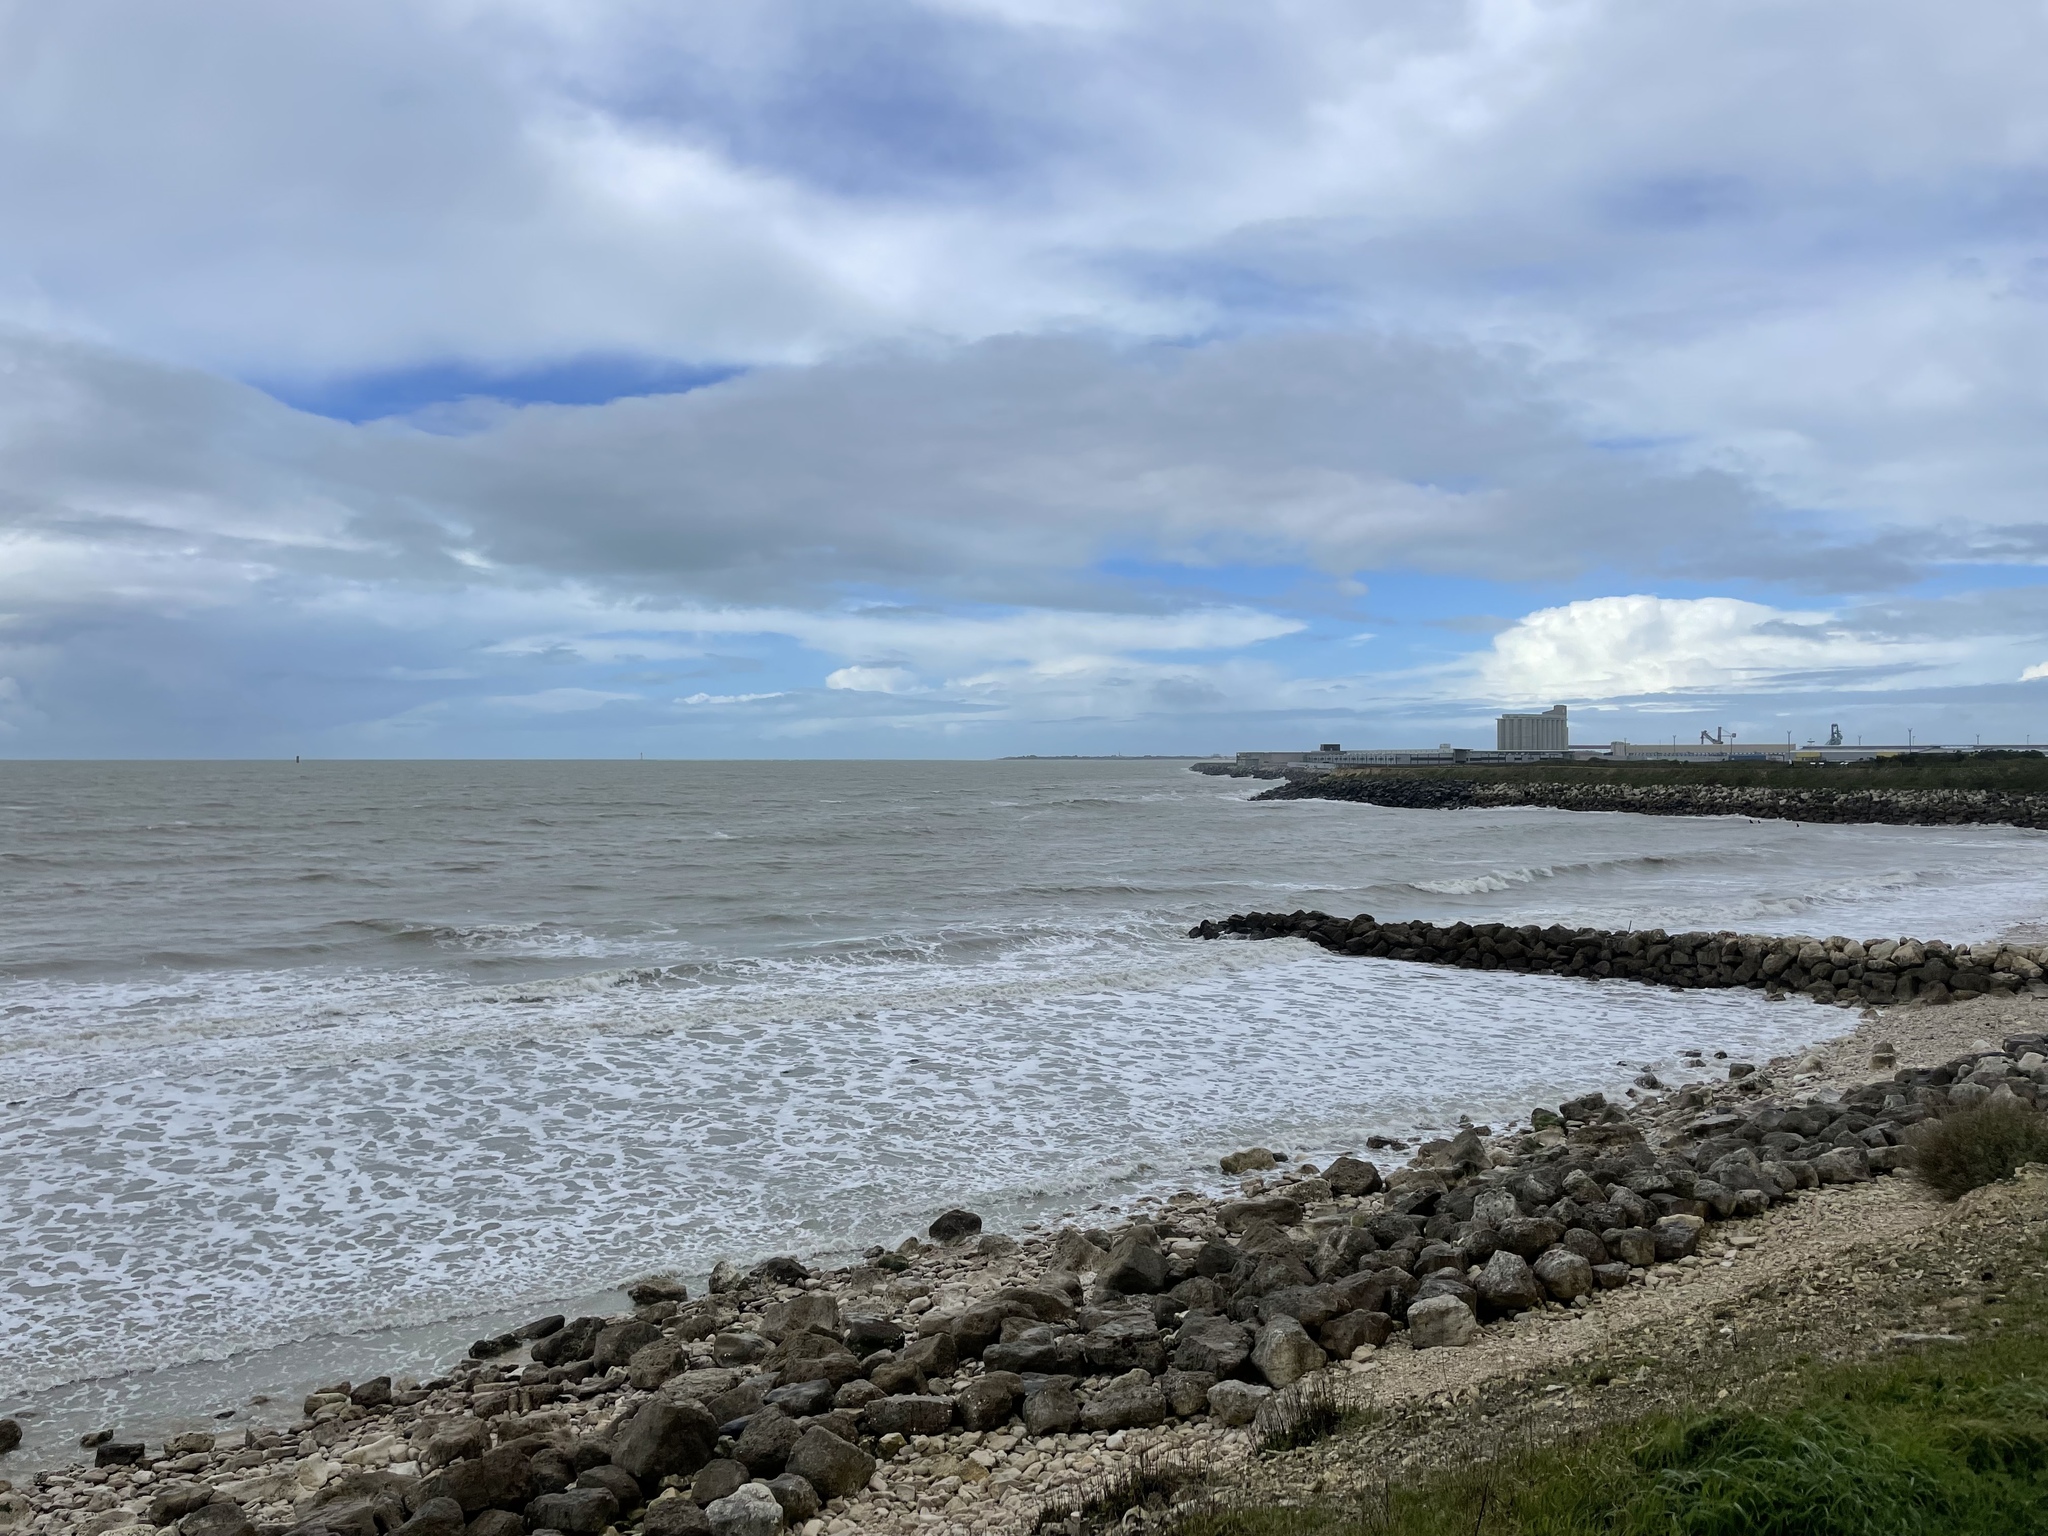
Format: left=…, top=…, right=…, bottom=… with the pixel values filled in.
left=3, top=0, right=2047, bottom=758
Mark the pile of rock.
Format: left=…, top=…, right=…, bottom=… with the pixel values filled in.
left=16, top=1035, right=2045, bottom=1536
left=1254, top=771, right=2048, bottom=830
left=1192, top=909, right=2048, bottom=1009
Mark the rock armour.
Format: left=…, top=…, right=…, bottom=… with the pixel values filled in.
left=1254, top=773, right=2048, bottom=830
left=1191, top=910, right=2048, bottom=1009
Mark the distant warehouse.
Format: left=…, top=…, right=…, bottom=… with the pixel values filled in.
left=1497, top=704, right=1569, bottom=752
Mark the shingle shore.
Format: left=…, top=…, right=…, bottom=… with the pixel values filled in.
left=5, top=1012, right=2038, bottom=1536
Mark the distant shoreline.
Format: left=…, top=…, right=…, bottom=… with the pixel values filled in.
left=1253, top=771, right=2048, bottom=831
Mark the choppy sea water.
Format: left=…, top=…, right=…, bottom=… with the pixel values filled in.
left=4, top=758, right=2046, bottom=1460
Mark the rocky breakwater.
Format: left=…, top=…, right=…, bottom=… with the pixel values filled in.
left=1255, top=772, right=2048, bottom=830
left=1193, top=909, right=2048, bottom=1010
left=9, top=1047, right=2045, bottom=1534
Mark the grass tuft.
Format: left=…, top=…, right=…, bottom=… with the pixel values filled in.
left=1908, top=1100, right=2048, bottom=1200
left=1162, top=1249, right=2048, bottom=1536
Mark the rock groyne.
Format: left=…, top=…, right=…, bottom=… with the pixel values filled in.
left=1255, top=773, right=2048, bottom=830
left=1193, top=910, right=2048, bottom=1009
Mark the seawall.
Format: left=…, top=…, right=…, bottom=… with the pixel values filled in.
left=1254, top=774, right=2048, bottom=829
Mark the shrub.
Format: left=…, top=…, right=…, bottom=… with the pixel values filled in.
left=1910, top=1100, right=2048, bottom=1200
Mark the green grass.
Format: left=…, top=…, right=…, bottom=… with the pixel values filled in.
left=1318, top=750, right=2048, bottom=794
left=1165, top=1246, right=2048, bottom=1536
left=1911, top=1101, right=2048, bottom=1201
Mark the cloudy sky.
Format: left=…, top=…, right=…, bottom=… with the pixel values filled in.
left=3, top=0, right=2046, bottom=757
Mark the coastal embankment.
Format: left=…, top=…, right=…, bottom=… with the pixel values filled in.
left=7, top=995, right=2045, bottom=1536
left=1194, top=910, right=2048, bottom=1011
left=1249, top=760, right=2048, bottom=830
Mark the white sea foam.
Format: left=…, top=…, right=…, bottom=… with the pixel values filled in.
left=4, top=759, right=2047, bottom=1422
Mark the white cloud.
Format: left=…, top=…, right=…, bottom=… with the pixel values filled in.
left=484, top=687, right=639, bottom=711
left=679, top=690, right=784, bottom=705
left=1475, top=595, right=1955, bottom=702
left=825, top=666, right=920, bottom=694
left=2022, top=662, right=2048, bottom=682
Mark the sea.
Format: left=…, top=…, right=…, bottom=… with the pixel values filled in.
left=4, top=758, right=2046, bottom=1463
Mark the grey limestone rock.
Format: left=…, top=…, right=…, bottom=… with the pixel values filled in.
left=1405, top=1294, right=1481, bottom=1349
left=703, top=1483, right=781, bottom=1536
left=1160, top=1369, right=1217, bottom=1417
left=1205, top=1380, right=1272, bottom=1427
left=1021, top=1379, right=1080, bottom=1434
left=178, top=1506, right=256, bottom=1536
left=1533, top=1248, right=1593, bottom=1302
left=1100, top=1233, right=1170, bottom=1294
left=691, top=1460, right=748, bottom=1505
left=1250, top=1316, right=1326, bottom=1387
left=954, top=1372, right=1021, bottom=1431
left=927, top=1209, right=983, bottom=1245
left=766, top=1473, right=819, bottom=1524
left=521, top=1488, right=617, bottom=1536
left=1080, top=1370, right=1170, bottom=1433
left=641, top=1495, right=711, bottom=1536
left=610, top=1398, right=717, bottom=1486
left=860, top=1394, right=955, bottom=1438
left=1474, top=1251, right=1544, bottom=1318
left=1319, top=1309, right=1392, bottom=1357
left=731, top=1407, right=800, bottom=1479
left=783, top=1426, right=874, bottom=1502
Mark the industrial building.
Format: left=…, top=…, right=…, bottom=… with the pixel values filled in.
left=1496, top=704, right=1570, bottom=752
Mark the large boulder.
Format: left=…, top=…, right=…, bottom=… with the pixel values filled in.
left=1603, top=1227, right=1657, bottom=1267
left=416, top=1447, right=531, bottom=1515
left=953, top=1373, right=1021, bottom=1432
left=1496, top=1217, right=1565, bottom=1260
left=1172, top=1313, right=1253, bottom=1376
left=628, top=1340, right=685, bottom=1391
left=1652, top=1216, right=1705, bottom=1263
left=1319, top=1310, right=1392, bottom=1357
left=1080, top=1316, right=1166, bottom=1375
left=1323, top=1156, right=1382, bottom=1196
left=391, top=1500, right=464, bottom=1536
left=1219, top=1196, right=1304, bottom=1233
left=641, top=1495, right=711, bottom=1536
left=765, top=1474, right=819, bottom=1526
left=784, top=1427, right=875, bottom=1501
left=927, top=1209, right=983, bottom=1244
left=1533, top=1249, right=1593, bottom=1302
left=703, top=1484, right=781, bottom=1536
left=732, top=1407, right=800, bottom=1479
left=770, top=1331, right=862, bottom=1385
left=609, top=1399, right=717, bottom=1485
left=1160, top=1369, right=1217, bottom=1417
left=593, top=1327, right=663, bottom=1368
left=1254, top=1285, right=1348, bottom=1330
left=530, top=1317, right=605, bottom=1368
left=842, top=1314, right=906, bottom=1355
left=1813, top=1147, right=1873, bottom=1184
left=1080, top=1370, right=1170, bottom=1432
left=759, top=1294, right=840, bottom=1343
left=1205, top=1381, right=1272, bottom=1427
left=1405, top=1295, right=1480, bottom=1349
left=179, top=1507, right=256, bottom=1536
left=1099, top=1233, right=1170, bottom=1294
left=148, top=1483, right=218, bottom=1526
left=1250, top=1317, right=1326, bottom=1388
left=521, top=1488, right=616, bottom=1536
left=1473, top=1251, right=1544, bottom=1318
left=861, top=1395, right=955, bottom=1438
left=690, top=1462, right=748, bottom=1507
left=1021, top=1380, right=1079, bottom=1435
